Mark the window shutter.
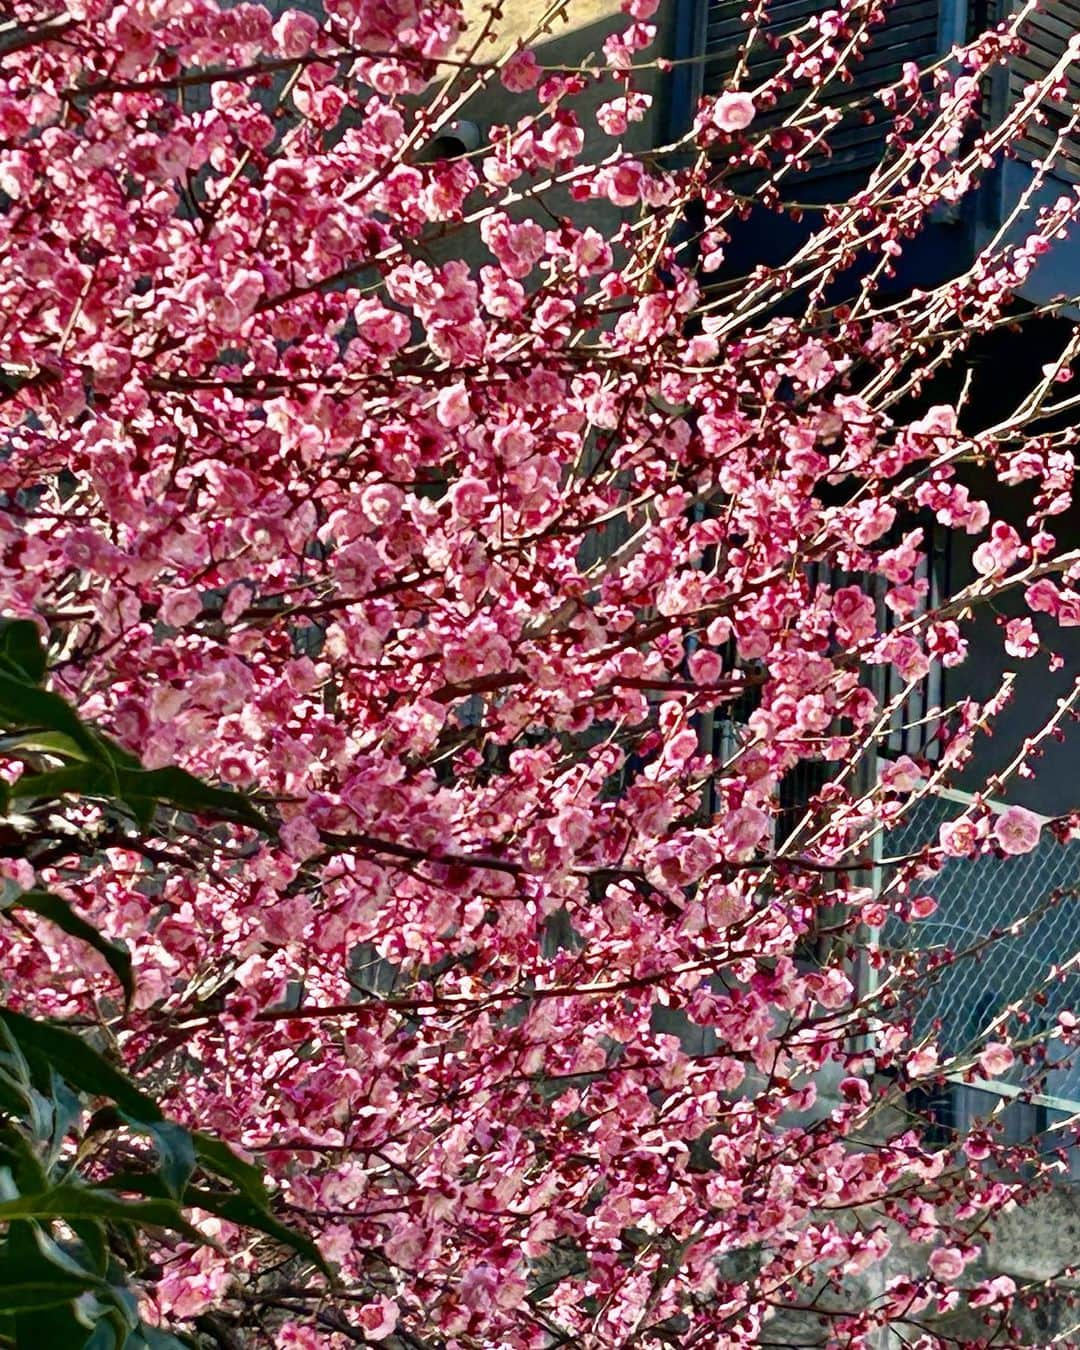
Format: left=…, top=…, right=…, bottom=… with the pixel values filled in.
left=702, top=0, right=943, bottom=176
left=1005, top=0, right=1080, bottom=179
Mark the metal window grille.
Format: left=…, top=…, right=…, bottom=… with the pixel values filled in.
left=882, top=788, right=1080, bottom=1108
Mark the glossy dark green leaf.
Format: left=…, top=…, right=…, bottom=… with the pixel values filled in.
left=115, top=766, right=267, bottom=831
left=0, top=620, right=47, bottom=684
left=84, top=729, right=142, bottom=771
left=46, top=1072, right=83, bottom=1163
left=101, top=1170, right=311, bottom=1271
left=0, top=1221, right=102, bottom=1311
left=0, top=1012, right=162, bottom=1124
left=0, top=1186, right=205, bottom=1244
left=0, top=1023, right=32, bottom=1096
left=130, top=1327, right=194, bottom=1350
left=82, top=1320, right=120, bottom=1350
left=68, top=1222, right=108, bottom=1278
left=0, top=1077, right=25, bottom=1119
left=0, top=731, right=91, bottom=761
left=187, top=1187, right=329, bottom=1276
left=3, top=892, right=132, bottom=1008
left=0, top=1124, right=48, bottom=1193
left=144, top=1122, right=195, bottom=1199
left=9, top=763, right=113, bottom=804
left=191, top=1133, right=268, bottom=1206
left=106, top=1283, right=140, bottom=1330
left=7, top=760, right=267, bottom=833
left=0, top=673, right=108, bottom=766
left=0, top=1278, right=98, bottom=1313
left=78, top=1285, right=140, bottom=1345
left=11, top=1303, right=98, bottom=1345
left=78, top=1172, right=162, bottom=1200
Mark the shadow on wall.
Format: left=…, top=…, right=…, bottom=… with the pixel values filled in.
left=420, top=1, right=681, bottom=268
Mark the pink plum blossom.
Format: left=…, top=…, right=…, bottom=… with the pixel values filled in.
left=710, top=91, right=756, bottom=132
left=928, top=1247, right=967, bottom=1282
left=0, top=2, right=1069, bottom=1344
left=357, top=1297, right=399, bottom=1341
left=978, top=1042, right=1016, bottom=1077
left=993, top=805, right=1042, bottom=855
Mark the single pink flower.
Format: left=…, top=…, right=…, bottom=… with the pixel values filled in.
left=501, top=50, right=541, bottom=92
left=993, top=805, right=1042, bottom=856
left=357, top=1296, right=398, bottom=1341
left=1003, top=616, right=1038, bottom=658
left=711, top=91, right=756, bottom=133
left=905, top=1045, right=939, bottom=1077
left=928, top=1246, right=966, bottom=1282
left=978, top=1042, right=1015, bottom=1077
left=970, top=1275, right=1016, bottom=1308
left=939, top=817, right=978, bottom=858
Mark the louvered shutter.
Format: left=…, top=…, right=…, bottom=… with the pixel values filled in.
left=1006, top=0, right=1080, bottom=179
left=702, top=0, right=943, bottom=176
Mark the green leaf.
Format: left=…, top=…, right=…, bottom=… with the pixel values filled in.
left=78, top=1285, right=140, bottom=1344
left=3, top=892, right=132, bottom=1008
left=0, top=673, right=109, bottom=768
left=0, top=731, right=92, bottom=761
left=0, top=1186, right=205, bottom=1245
left=7, top=760, right=267, bottom=833
left=8, top=761, right=154, bottom=830
left=83, top=1173, right=163, bottom=1201
left=82, top=1320, right=120, bottom=1350
left=68, top=1222, right=108, bottom=1278
left=191, top=1134, right=268, bottom=1206
left=0, top=1021, right=32, bottom=1090
left=11, top=1303, right=98, bottom=1344
left=0, top=1012, right=162, bottom=1125
left=0, top=621, right=46, bottom=685
left=187, top=1187, right=329, bottom=1276
left=9, top=1221, right=94, bottom=1281
left=144, top=1123, right=194, bottom=1200
left=0, top=1222, right=102, bottom=1311
left=0, top=1125, right=48, bottom=1194
left=115, top=766, right=268, bottom=831
left=45, top=1073, right=83, bottom=1168
left=105, top=1173, right=325, bottom=1277
left=9, top=763, right=113, bottom=804
left=0, top=1278, right=98, bottom=1313
left=0, top=1079, right=26, bottom=1121
left=105, top=1284, right=140, bottom=1331
left=84, top=731, right=142, bottom=771
left=130, top=1328, right=194, bottom=1350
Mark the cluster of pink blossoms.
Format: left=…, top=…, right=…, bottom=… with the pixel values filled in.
left=0, top=0, right=1078, bottom=1345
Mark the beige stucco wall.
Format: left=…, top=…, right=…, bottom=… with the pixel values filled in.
left=422, top=0, right=682, bottom=258
left=459, top=0, right=630, bottom=55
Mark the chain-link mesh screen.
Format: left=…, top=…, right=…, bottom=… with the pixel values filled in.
left=883, top=792, right=1080, bottom=1101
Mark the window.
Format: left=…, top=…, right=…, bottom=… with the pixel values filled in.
left=987, top=0, right=1080, bottom=181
